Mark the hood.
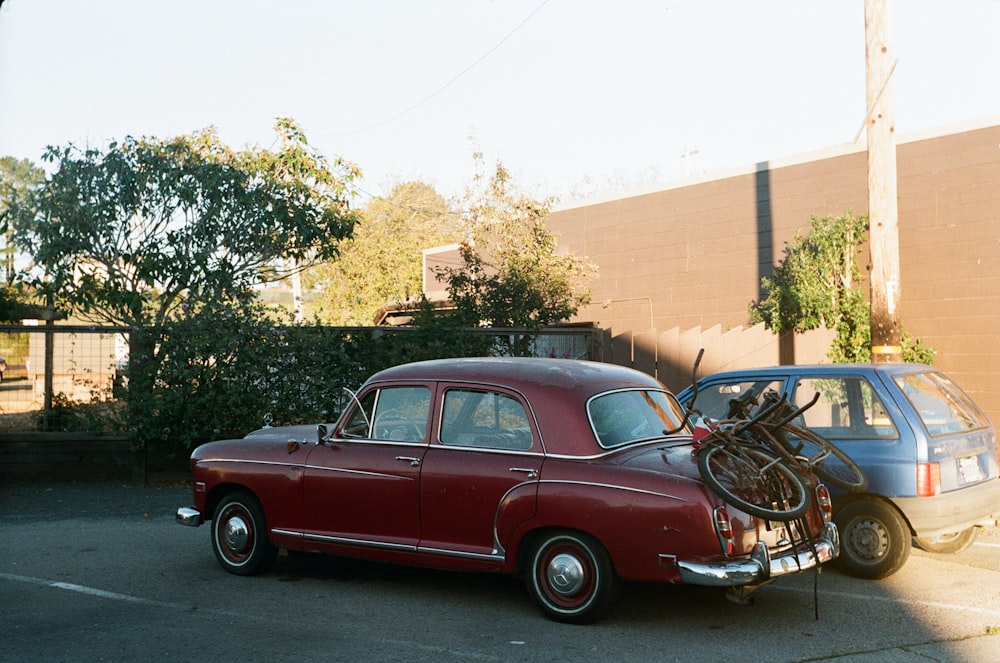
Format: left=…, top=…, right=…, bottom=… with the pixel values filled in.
left=243, top=423, right=328, bottom=444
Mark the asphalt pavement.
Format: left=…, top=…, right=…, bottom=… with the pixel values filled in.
left=2, top=480, right=999, bottom=663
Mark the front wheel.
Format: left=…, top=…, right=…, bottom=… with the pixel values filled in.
left=834, top=499, right=910, bottom=579
left=526, top=531, right=618, bottom=624
left=915, top=527, right=979, bottom=554
left=211, top=490, right=277, bottom=575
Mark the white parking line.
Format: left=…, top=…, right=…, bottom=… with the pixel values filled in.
left=775, top=585, right=1000, bottom=618
left=0, top=572, right=241, bottom=617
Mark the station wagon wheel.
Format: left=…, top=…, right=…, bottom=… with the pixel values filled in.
left=915, top=527, right=979, bottom=554
left=526, top=531, right=618, bottom=624
left=834, top=499, right=910, bottom=579
left=211, top=490, right=277, bottom=576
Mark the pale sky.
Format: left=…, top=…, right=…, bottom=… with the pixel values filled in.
left=2, top=0, right=999, bottom=204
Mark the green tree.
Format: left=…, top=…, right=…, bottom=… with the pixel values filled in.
left=305, top=181, right=462, bottom=325
left=431, top=158, right=596, bottom=355
left=1, top=156, right=45, bottom=284
left=6, top=117, right=359, bottom=329
left=0, top=157, right=51, bottom=321
left=750, top=211, right=934, bottom=364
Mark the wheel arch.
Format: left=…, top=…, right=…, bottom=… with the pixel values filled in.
left=203, top=481, right=254, bottom=523
left=833, top=492, right=916, bottom=537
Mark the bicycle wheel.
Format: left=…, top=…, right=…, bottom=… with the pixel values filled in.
left=773, top=423, right=868, bottom=493
left=697, top=442, right=811, bottom=521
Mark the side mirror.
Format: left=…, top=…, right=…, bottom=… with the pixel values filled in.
left=317, top=423, right=329, bottom=445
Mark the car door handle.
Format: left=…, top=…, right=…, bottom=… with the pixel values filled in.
left=509, top=467, right=538, bottom=479
left=396, top=456, right=421, bottom=467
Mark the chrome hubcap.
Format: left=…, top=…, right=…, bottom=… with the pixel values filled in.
left=546, top=553, right=585, bottom=597
left=224, top=515, right=250, bottom=553
left=849, top=519, right=887, bottom=560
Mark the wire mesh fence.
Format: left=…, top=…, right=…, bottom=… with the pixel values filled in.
left=0, top=324, right=130, bottom=433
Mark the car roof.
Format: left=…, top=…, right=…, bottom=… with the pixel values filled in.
left=368, top=357, right=663, bottom=393
left=366, top=358, right=670, bottom=456
left=694, top=363, right=936, bottom=381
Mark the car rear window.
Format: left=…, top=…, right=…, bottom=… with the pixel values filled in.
left=588, top=389, right=687, bottom=448
left=893, top=371, right=990, bottom=436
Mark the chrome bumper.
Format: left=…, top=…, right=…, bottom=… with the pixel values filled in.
left=176, top=507, right=203, bottom=527
left=677, top=522, right=839, bottom=587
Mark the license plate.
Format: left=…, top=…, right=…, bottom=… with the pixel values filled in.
left=958, top=455, right=985, bottom=484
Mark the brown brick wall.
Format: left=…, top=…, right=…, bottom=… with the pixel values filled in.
left=548, top=120, right=1000, bottom=423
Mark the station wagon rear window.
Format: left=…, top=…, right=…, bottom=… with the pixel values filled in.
left=893, top=371, right=990, bottom=436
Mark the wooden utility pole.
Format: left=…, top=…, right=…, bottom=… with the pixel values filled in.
left=865, top=0, right=902, bottom=362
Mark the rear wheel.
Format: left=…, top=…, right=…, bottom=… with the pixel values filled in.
left=526, top=531, right=617, bottom=624
left=834, top=499, right=910, bottom=579
left=697, top=443, right=810, bottom=521
left=774, top=423, right=868, bottom=493
left=211, top=490, right=277, bottom=575
left=915, top=527, right=979, bottom=554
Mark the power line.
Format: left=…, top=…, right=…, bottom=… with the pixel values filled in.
left=337, top=0, right=552, bottom=136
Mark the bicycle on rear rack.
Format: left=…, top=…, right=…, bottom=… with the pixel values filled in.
left=680, top=350, right=865, bottom=521
left=724, top=386, right=868, bottom=494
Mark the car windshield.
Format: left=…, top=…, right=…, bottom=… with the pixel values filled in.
left=588, top=389, right=687, bottom=448
left=893, top=371, right=990, bottom=436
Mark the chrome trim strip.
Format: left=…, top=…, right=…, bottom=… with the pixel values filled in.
left=204, top=457, right=417, bottom=482
left=298, top=531, right=418, bottom=553
left=536, top=479, right=692, bottom=503
left=198, top=458, right=299, bottom=469
left=300, top=464, right=416, bottom=481
left=417, top=546, right=505, bottom=563
left=426, top=444, right=544, bottom=459
left=330, top=436, right=428, bottom=448
left=274, top=529, right=506, bottom=563
left=542, top=437, right=691, bottom=461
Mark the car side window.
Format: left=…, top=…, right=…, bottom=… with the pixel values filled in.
left=342, top=386, right=430, bottom=442
left=693, top=380, right=783, bottom=421
left=439, top=388, right=533, bottom=451
left=793, top=377, right=898, bottom=440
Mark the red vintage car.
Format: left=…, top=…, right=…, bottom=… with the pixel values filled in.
left=176, top=358, right=838, bottom=623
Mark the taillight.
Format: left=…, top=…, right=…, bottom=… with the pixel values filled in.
left=916, top=462, right=941, bottom=497
left=713, top=505, right=734, bottom=555
left=815, top=484, right=833, bottom=523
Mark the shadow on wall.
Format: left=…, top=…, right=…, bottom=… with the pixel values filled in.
left=606, top=325, right=837, bottom=393
left=755, top=162, right=796, bottom=366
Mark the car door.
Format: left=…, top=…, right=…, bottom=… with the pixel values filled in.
left=785, top=373, right=907, bottom=496
left=417, top=385, right=542, bottom=560
left=301, top=384, right=432, bottom=550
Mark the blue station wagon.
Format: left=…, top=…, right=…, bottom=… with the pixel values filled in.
left=677, top=363, right=1000, bottom=579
